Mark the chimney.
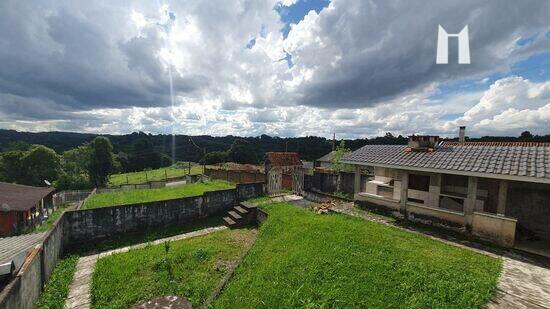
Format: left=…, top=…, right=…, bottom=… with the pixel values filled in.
left=406, top=135, right=439, bottom=152
left=459, top=126, right=466, bottom=144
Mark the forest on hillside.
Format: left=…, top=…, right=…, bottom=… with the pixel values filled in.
left=1, top=129, right=549, bottom=163
left=1, top=129, right=548, bottom=190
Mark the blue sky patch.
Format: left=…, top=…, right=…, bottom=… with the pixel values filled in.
left=276, top=0, right=331, bottom=38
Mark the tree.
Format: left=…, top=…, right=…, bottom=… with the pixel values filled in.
left=129, top=138, right=162, bottom=171
left=227, top=139, right=258, bottom=164
left=20, top=145, right=61, bottom=186
left=520, top=131, right=533, bottom=139
left=62, top=145, right=91, bottom=176
left=88, top=137, right=114, bottom=187
left=0, top=150, right=25, bottom=183
left=201, top=151, right=228, bottom=164
left=332, top=141, right=352, bottom=192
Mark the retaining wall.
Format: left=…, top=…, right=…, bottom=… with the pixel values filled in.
left=0, top=215, right=68, bottom=309
left=0, top=182, right=264, bottom=309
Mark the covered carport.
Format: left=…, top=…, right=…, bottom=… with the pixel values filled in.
left=506, top=181, right=550, bottom=257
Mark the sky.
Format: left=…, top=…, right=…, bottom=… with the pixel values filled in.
left=0, top=0, right=549, bottom=139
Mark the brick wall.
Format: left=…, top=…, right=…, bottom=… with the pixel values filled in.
left=205, top=168, right=266, bottom=184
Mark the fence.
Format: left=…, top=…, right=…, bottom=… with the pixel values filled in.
left=204, top=168, right=266, bottom=184
left=52, top=190, right=94, bottom=208
left=305, top=170, right=371, bottom=194
left=0, top=182, right=264, bottom=309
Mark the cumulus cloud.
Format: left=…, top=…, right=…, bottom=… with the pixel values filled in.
left=0, top=0, right=549, bottom=138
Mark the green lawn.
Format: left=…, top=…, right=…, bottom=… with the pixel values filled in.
left=82, top=180, right=235, bottom=209
left=91, top=228, right=256, bottom=308
left=108, top=165, right=203, bottom=187
left=213, top=200, right=502, bottom=308
left=35, top=255, right=79, bottom=309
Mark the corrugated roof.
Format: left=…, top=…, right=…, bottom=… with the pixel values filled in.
left=0, top=232, right=46, bottom=268
left=0, top=182, right=54, bottom=212
left=342, top=144, right=550, bottom=181
left=264, top=152, right=302, bottom=167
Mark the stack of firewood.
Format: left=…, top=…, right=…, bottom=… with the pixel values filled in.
left=311, top=200, right=337, bottom=214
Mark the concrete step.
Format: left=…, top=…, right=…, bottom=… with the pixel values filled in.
left=228, top=210, right=242, bottom=221
left=240, top=202, right=258, bottom=211
left=223, top=217, right=237, bottom=228
left=234, top=206, right=249, bottom=215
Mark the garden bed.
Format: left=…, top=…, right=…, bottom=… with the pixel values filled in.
left=90, top=228, right=256, bottom=308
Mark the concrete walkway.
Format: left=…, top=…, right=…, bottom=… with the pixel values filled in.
left=280, top=195, right=550, bottom=309
left=64, top=226, right=226, bottom=309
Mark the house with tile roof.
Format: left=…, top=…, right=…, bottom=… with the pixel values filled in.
left=0, top=182, right=54, bottom=236
left=342, top=127, right=550, bottom=257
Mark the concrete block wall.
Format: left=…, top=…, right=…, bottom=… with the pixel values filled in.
left=65, top=196, right=205, bottom=244
left=0, top=215, right=68, bottom=309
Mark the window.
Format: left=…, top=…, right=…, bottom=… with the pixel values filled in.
left=409, top=174, right=430, bottom=191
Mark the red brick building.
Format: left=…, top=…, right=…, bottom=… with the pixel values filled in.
left=264, top=152, right=302, bottom=190
left=0, top=182, right=54, bottom=236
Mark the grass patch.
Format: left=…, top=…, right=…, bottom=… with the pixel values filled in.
left=108, top=165, right=203, bottom=187
left=91, top=228, right=255, bottom=308
left=82, top=180, right=234, bottom=209
left=214, top=202, right=502, bottom=308
left=27, top=204, right=70, bottom=234
left=35, top=255, right=79, bottom=309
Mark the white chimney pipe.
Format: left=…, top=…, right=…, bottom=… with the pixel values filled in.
left=459, top=126, right=466, bottom=143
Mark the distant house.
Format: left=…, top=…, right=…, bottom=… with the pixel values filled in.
left=264, top=152, right=302, bottom=173
left=315, top=151, right=336, bottom=169
left=342, top=127, right=550, bottom=257
left=264, top=152, right=302, bottom=191
left=0, top=182, right=54, bottom=236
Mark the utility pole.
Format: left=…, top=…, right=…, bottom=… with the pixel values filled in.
left=332, top=133, right=336, bottom=151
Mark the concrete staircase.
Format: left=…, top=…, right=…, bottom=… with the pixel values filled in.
left=223, top=202, right=257, bottom=228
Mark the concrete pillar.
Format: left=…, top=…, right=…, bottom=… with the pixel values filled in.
left=428, top=174, right=441, bottom=208
left=400, top=171, right=409, bottom=213
left=465, top=176, right=478, bottom=227
left=354, top=165, right=361, bottom=194
left=497, top=180, right=508, bottom=216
